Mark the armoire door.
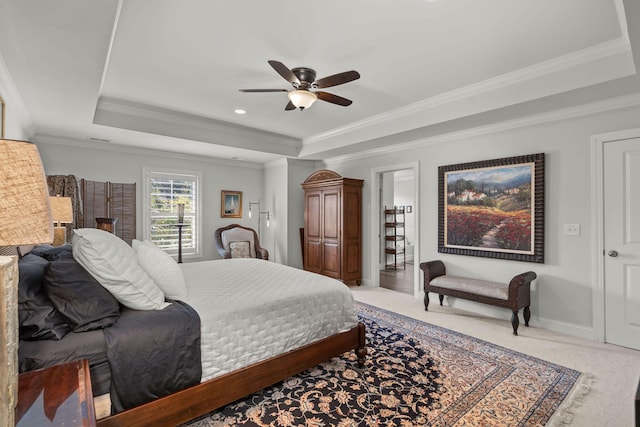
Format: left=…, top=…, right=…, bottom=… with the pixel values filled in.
left=304, top=190, right=323, bottom=274
left=342, top=184, right=362, bottom=282
left=321, top=188, right=341, bottom=279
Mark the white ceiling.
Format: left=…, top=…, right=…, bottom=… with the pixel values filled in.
left=1, top=0, right=639, bottom=164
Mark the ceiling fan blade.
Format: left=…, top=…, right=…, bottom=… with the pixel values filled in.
left=314, top=70, right=360, bottom=89
left=285, top=101, right=296, bottom=111
left=239, top=89, right=288, bottom=93
left=316, top=91, right=353, bottom=106
left=268, top=60, right=300, bottom=85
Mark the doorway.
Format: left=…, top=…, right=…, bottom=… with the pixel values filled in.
left=370, top=162, right=420, bottom=296
left=593, top=129, right=640, bottom=350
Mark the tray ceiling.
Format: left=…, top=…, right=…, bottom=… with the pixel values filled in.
left=0, top=0, right=638, bottom=163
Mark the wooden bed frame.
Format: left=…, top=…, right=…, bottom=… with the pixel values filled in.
left=96, top=322, right=366, bottom=427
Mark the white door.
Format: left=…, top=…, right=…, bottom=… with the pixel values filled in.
left=604, top=137, right=640, bottom=350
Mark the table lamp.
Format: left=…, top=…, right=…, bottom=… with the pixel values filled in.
left=50, top=195, right=73, bottom=246
left=0, top=139, right=53, bottom=426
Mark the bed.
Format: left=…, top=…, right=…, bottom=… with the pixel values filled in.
left=17, top=229, right=366, bottom=427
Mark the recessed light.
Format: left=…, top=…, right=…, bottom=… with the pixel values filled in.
left=234, top=109, right=246, bottom=115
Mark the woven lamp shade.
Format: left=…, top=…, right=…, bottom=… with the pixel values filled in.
left=0, top=139, right=53, bottom=246
left=50, top=195, right=73, bottom=224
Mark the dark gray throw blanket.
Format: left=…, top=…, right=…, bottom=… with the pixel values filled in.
left=104, top=300, right=202, bottom=412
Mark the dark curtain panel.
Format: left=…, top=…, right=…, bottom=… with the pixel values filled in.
left=47, top=175, right=83, bottom=242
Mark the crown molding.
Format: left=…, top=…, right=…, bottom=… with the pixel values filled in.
left=94, top=97, right=302, bottom=157
left=323, top=91, right=640, bottom=166
left=33, top=133, right=264, bottom=169
left=304, top=37, right=634, bottom=156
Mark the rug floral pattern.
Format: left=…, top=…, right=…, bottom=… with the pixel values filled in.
left=185, top=303, right=582, bottom=427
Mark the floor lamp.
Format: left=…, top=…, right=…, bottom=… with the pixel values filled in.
left=0, top=139, right=53, bottom=426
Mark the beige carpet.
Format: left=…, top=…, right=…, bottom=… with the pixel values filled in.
left=350, top=286, right=640, bottom=427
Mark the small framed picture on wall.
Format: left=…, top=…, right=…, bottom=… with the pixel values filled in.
left=221, top=190, right=242, bottom=218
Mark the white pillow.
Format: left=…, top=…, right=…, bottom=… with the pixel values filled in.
left=131, top=239, right=153, bottom=252
left=131, top=239, right=145, bottom=252
left=132, top=239, right=188, bottom=301
left=72, top=229, right=169, bottom=310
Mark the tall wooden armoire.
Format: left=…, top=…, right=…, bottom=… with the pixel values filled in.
left=302, top=170, right=364, bottom=285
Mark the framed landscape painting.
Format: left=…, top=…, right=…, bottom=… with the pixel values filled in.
left=221, top=190, right=242, bottom=218
left=438, top=153, right=544, bottom=263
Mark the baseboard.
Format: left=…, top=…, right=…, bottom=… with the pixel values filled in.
left=357, top=277, right=373, bottom=287
left=420, top=293, right=599, bottom=342
left=532, top=317, right=597, bottom=341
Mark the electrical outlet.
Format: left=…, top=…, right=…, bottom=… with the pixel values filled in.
left=564, top=224, right=580, bottom=236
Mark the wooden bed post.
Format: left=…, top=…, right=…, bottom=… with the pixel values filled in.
left=357, top=322, right=367, bottom=368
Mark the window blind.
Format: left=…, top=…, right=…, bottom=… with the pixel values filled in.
left=145, top=170, right=200, bottom=258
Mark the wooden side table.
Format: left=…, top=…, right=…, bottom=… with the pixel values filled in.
left=16, top=359, right=96, bottom=426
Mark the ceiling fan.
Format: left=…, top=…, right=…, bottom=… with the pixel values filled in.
left=239, top=60, right=360, bottom=111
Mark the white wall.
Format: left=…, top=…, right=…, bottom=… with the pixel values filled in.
left=262, top=158, right=317, bottom=268
left=394, top=172, right=415, bottom=260
left=35, top=140, right=264, bottom=261
left=287, top=160, right=316, bottom=269
left=262, top=160, right=287, bottom=263
left=0, top=90, right=27, bottom=141
left=382, top=172, right=394, bottom=210
left=393, top=173, right=415, bottom=244
left=323, top=104, right=640, bottom=338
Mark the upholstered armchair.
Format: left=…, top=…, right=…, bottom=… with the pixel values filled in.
left=214, top=224, right=269, bottom=260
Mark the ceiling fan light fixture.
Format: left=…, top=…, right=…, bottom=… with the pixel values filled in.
left=288, top=90, right=317, bottom=110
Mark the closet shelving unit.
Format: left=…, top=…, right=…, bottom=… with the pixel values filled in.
left=384, top=206, right=405, bottom=270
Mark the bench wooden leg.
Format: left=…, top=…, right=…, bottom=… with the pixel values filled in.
left=511, top=311, right=519, bottom=335
left=424, top=293, right=430, bottom=311
left=439, top=295, right=444, bottom=306
left=523, top=306, right=531, bottom=327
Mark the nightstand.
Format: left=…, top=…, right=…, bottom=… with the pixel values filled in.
left=16, top=359, right=96, bottom=426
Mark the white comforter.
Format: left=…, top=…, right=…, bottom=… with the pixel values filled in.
left=180, top=258, right=358, bottom=381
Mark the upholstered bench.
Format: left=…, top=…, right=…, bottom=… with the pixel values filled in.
left=419, top=260, right=537, bottom=335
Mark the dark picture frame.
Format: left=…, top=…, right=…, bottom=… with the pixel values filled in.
left=438, top=153, right=544, bottom=263
left=221, top=190, right=242, bottom=218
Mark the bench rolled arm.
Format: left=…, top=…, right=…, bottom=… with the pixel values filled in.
left=508, top=271, right=536, bottom=309
left=508, top=271, right=537, bottom=290
left=420, top=260, right=446, bottom=284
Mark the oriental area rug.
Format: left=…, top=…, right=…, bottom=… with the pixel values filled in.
left=184, top=303, right=590, bottom=427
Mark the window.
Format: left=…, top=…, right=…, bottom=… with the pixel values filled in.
left=143, top=168, right=202, bottom=259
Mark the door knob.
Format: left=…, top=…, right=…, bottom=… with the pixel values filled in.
left=608, top=250, right=618, bottom=257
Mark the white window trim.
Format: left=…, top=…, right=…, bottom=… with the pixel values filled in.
left=142, top=166, right=203, bottom=260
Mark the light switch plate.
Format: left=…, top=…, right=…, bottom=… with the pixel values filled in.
left=564, top=224, right=580, bottom=236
